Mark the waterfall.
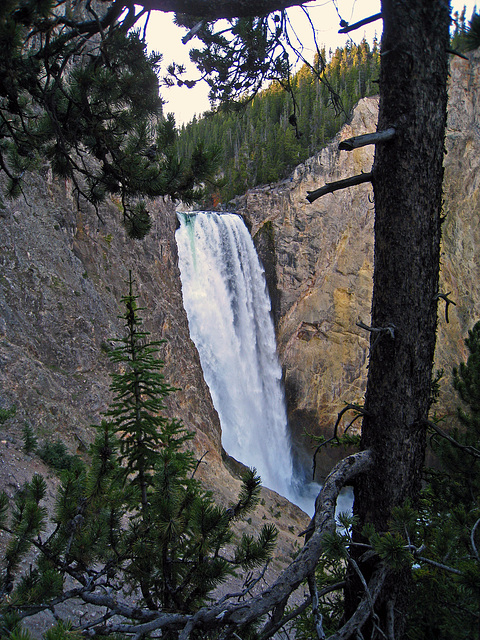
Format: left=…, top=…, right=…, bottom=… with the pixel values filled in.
left=175, top=211, right=300, bottom=504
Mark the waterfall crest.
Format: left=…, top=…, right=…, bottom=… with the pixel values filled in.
left=176, top=211, right=297, bottom=502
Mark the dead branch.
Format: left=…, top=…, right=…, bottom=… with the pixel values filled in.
left=412, top=554, right=462, bottom=576
left=312, top=404, right=368, bottom=480
left=471, top=518, right=480, bottom=563
left=425, top=420, right=480, bottom=459
left=447, top=47, right=469, bottom=60
left=327, top=564, right=389, bottom=640
left=356, top=321, right=396, bottom=340
left=258, top=582, right=346, bottom=640
left=346, top=555, right=387, bottom=640
left=306, top=173, right=373, bottom=204
left=434, top=291, right=456, bottom=323
left=338, top=13, right=383, bottom=34
left=308, top=572, right=325, bottom=639
left=339, top=128, right=396, bottom=151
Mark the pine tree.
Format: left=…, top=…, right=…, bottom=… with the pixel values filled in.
left=407, top=322, right=480, bottom=639
left=453, top=10, right=480, bottom=52
left=0, top=2, right=219, bottom=238
left=0, top=275, right=277, bottom=638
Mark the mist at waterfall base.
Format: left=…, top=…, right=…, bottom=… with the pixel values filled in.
left=175, top=211, right=353, bottom=517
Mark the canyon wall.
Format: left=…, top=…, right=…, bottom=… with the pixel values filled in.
left=234, top=51, right=480, bottom=477
left=0, top=169, right=229, bottom=482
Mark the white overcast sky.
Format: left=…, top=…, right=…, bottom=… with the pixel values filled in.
left=143, top=1, right=477, bottom=125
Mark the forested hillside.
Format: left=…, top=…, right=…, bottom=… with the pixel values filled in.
left=177, top=39, right=380, bottom=204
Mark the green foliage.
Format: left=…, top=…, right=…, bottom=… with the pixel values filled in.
left=177, top=39, right=380, bottom=206
left=0, top=277, right=277, bottom=636
left=21, top=424, right=37, bottom=454
left=452, top=9, right=480, bottom=52
left=37, top=440, right=82, bottom=472
left=453, top=321, right=480, bottom=436
left=407, top=321, right=480, bottom=639
left=0, top=3, right=219, bottom=238
left=0, top=406, right=16, bottom=425
left=43, top=621, right=83, bottom=640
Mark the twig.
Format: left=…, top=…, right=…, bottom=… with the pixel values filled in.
left=413, top=554, right=462, bottom=576
left=307, top=173, right=373, bottom=204
left=347, top=555, right=387, bottom=640
left=357, top=320, right=396, bottom=351
left=259, top=582, right=346, bottom=640
left=326, top=564, right=389, bottom=640
left=182, top=21, right=205, bottom=44
left=357, top=321, right=396, bottom=340
left=301, top=450, right=373, bottom=540
left=191, top=450, right=209, bottom=478
left=339, top=128, right=396, bottom=151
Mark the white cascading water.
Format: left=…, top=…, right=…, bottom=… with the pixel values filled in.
left=176, top=211, right=301, bottom=505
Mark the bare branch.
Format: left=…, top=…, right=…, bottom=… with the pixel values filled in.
left=258, top=583, right=346, bottom=640
left=308, top=572, right=326, bottom=639
left=339, top=128, right=396, bottom=151
left=425, top=420, right=480, bottom=460
left=434, top=291, right=456, bottom=323
left=347, top=556, right=388, bottom=640
left=338, top=12, right=383, bottom=34
left=471, top=518, right=480, bottom=563
left=327, top=564, right=389, bottom=640
left=134, top=0, right=316, bottom=19
left=447, top=47, right=469, bottom=60
left=306, top=173, right=373, bottom=204
left=312, top=404, right=368, bottom=480
left=412, top=555, right=462, bottom=576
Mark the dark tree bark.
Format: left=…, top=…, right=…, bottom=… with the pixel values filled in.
left=347, top=0, right=451, bottom=636
left=133, top=0, right=313, bottom=18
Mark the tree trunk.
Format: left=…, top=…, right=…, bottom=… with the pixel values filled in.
left=347, top=0, right=450, bottom=636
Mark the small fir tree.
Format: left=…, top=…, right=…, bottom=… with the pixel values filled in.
left=21, top=424, right=37, bottom=454
left=0, top=276, right=277, bottom=638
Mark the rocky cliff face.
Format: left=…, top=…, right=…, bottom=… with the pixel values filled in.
left=0, top=169, right=221, bottom=458
left=234, top=51, right=480, bottom=478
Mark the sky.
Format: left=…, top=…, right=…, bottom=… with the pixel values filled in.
left=143, top=0, right=477, bottom=126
